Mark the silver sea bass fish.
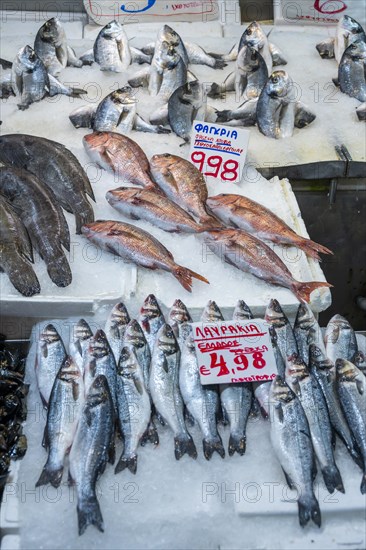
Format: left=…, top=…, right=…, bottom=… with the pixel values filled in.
left=265, top=299, right=298, bottom=362
left=294, top=303, right=326, bottom=366
left=84, top=329, right=117, bottom=413
left=309, top=344, right=363, bottom=468
left=36, top=355, right=84, bottom=488
left=36, top=324, right=66, bottom=407
left=104, top=301, right=130, bottom=364
left=336, top=359, right=366, bottom=494
left=115, top=347, right=151, bottom=474
left=286, top=355, right=344, bottom=494
left=139, top=294, right=166, bottom=355
left=69, top=319, right=93, bottom=374
left=325, top=314, right=359, bottom=363
left=150, top=324, right=197, bottom=460
left=180, top=333, right=225, bottom=459
left=69, top=375, right=114, bottom=535
left=168, top=298, right=192, bottom=348
left=270, top=376, right=321, bottom=528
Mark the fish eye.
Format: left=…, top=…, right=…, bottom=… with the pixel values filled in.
left=272, top=76, right=279, bottom=83
left=247, top=29, right=252, bottom=35
left=106, top=23, right=111, bottom=29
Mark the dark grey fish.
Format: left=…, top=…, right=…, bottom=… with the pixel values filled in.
left=0, top=134, right=95, bottom=233
left=69, top=375, right=114, bottom=535
left=309, top=344, right=363, bottom=468
left=269, top=325, right=286, bottom=378
left=269, top=376, right=321, bottom=528
left=0, top=166, right=71, bottom=287
left=36, top=356, right=84, bottom=488
left=235, top=45, right=268, bottom=99
left=334, top=15, right=366, bottom=64
left=336, top=359, right=366, bottom=493
left=337, top=40, right=366, bottom=102
left=0, top=196, right=40, bottom=297
left=215, top=98, right=258, bottom=125
left=265, top=299, right=298, bottom=362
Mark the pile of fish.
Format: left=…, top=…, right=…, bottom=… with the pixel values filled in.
left=31, top=297, right=365, bottom=534
left=0, top=134, right=95, bottom=295
left=82, top=130, right=332, bottom=300
left=316, top=15, right=366, bottom=121
left=0, top=343, right=28, bottom=494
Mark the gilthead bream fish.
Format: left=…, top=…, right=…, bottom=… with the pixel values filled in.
left=83, top=132, right=157, bottom=189
left=115, top=347, right=151, bottom=474
left=206, top=194, right=332, bottom=261
left=93, top=20, right=131, bottom=72
left=0, top=134, right=95, bottom=234
left=106, top=187, right=215, bottom=234
left=0, top=196, right=40, bottom=297
left=150, top=153, right=221, bottom=227
left=81, top=221, right=209, bottom=292
left=0, top=166, right=72, bottom=287
left=335, top=40, right=366, bottom=102
left=35, top=324, right=66, bottom=407
left=220, top=380, right=252, bottom=456
left=316, top=15, right=366, bottom=62
left=150, top=324, right=197, bottom=460
left=269, top=376, right=321, bottom=528
left=36, top=355, right=84, bottom=488
left=68, top=375, right=114, bottom=535
left=205, top=230, right=331, bottom=303
left=286, top=355, right=344, bottom=494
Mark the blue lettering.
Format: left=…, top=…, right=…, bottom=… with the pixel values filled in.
left=202, top=125, right=209, bottom=133
left=195, top=123, right=203, bottom=132
left=220, top=128, right=226, bottom=136
left=121, top=0, right=156, bottom=13
left=232, top=131, right=238, bottom=139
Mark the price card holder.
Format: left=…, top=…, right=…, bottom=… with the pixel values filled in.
left=191, top=319, right=278, bottom=385
left=189, top=121, right=250, bottom=184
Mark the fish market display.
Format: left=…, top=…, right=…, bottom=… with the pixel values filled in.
left=69, top=319, right=93, bottom=373
left=106, top=187, right=215, bottom=233
left=34, top=17, right=85, bottom=76
left=35, top=324, right=66, bottom=407
left=115, top=347, right=151, bottom=474
left=69, top=87, right=170, bottom=134
left=270, top=376, right=321, bottom=528
left=11, top=45, right=85, bottom=110
left=204, top=230, right=331, bottom=302
left=265, top=299, right=299, bottom=360
left=294, top=303, right=326, bottom=365
left=206, top=194, right=332, bottom=260
left=335, top=40, right=366, bottom=102
left=309, top=345, right=363, bottom=467
left=82, top=220, right=209, bottom=292
left=84, top=330, right=117, bottom=413
left=285, top=355, right=344, bottom=494
left=336, top=359, right=366, bottom=494
left=104, top=302, right=130, bottom=363
left=325, top=314, right=359, bottom=363
left=0, top=166, right=72, bottom=287
left=180, top=333, right=225, bottom=459
left=36, top=355, right=84, bottom=488
left=149, top=153, right=221, bottom=227
left=150, top=324, right=197, bottom=460
left=316, top=15, right=366, bottom=62
left=0, top=196, right=40, bottom=297
left=83, top=131, right=157, bottom=189
left=142, top=24, right=226, bottom=70
left=0, top=134, right=95, bottom=234
left=69, top=375, right=114, bottom=535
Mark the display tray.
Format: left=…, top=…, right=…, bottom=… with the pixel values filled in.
left=0, top=25, right=335, bottom=318
left=0, top=326, right=365, bottom=550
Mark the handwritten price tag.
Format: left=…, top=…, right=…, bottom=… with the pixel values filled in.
left=189, top=121, right=250, bottom=184
left=191, top=319, right=277, bottom=385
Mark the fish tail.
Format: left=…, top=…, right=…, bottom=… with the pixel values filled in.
left=292, top=281, right=333, bottom=303
left=69, top=87, right=87, bottom=98
left=199, top=215, right=223, bottom=230
left=75, top=204, right=95, bottom=234
left=35, top=464, right=64, bottom=488
left=299, top=239, right=333, bottom=260
left=77, top=498, right=104, bottom=536
left=114, top=453, right=137, bottom=475
left=203, top=435, right=225, bottom=460
left=174, top=433, right=197, bottom=460
left=215, top=109, right=231, bottom=123
left=214, top=58, right=227, bottom=69
left=228, top=433, right=246, bottom=456
left=46, top=253, right=72, bottom=287
left=321, top=464, right=345, bottom=494
left=298, top=493, right=321, bottom=528
left=361, top=472, right=366, bottom=495
left=8, top=264, right=40, bottom=297
left=140, top=420, right=159, bottom=447
left=173, top=265, right=209, bottom=292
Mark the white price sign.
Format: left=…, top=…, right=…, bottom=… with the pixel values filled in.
left=191, top=319, right=278, bottom=386
left=189, top=121, right=250, bottom=184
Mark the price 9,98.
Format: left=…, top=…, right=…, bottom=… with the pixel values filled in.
left=190, top=152, right=239, bottom=182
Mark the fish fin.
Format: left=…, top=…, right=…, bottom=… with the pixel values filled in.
left=214, top=58, right=227, bottom=69
left=315, top=38, right=335, bottom=59
left=297, top=239, right=333, bottom=260
left=114, top=453, right=137, bottom=474
left=184, top=407, right=195, bottom=427
left=77, top=499, right=104, bottom=536
left=356, top=378, right=364, bottom=395
left=228, top=434, right=246, bottom=456
left=174, top=433, right=197, bottom=460
left=173, top=265, right=209, bottom=292
left=155, top=411, right=166, bottom=426
left=292, top=281, right=332, bottom=303
left=67, top=470, right=75, bottom=486
left=275, top=402, right=284, bottom=423
left=108, top=435, right=116, bottom=465
left=332, top=78, right=339, bottom=88
left=269, top=43, right=287, bottom=66
left=133, top=376, right=144, bottom=395
left=298, top=494, right=321, bottom=528
left=203, top=436, right=225, bottom=460
left=361, top=473, right=366, bottom=495
left=75, top=205, right=94, bottom=235
left=46, top=253, right=72, bottom=287
left=42, top=425, right=49, bottom=450
left=72, top=381, right=80, bottom=401
left=321, top=465, right=345, bottom=494
left=36, top=464, right=64, bottom=488
left=346, top=442, right=363, bottom=469
left=207, top=82, right=223, bottom=99
left=162, top=356, right=169, bottom=374
left=140, top=420, right=159, bottom=446
left=282, top=468, right=294, bottom=489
